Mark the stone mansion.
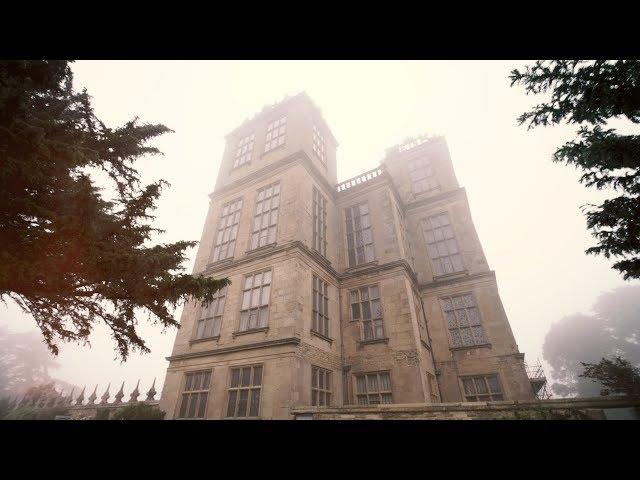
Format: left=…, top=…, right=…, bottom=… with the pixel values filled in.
left=158, top=92, right=536, bottom=419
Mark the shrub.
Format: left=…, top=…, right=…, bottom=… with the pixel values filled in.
left=111, top=403, right=165, bottom=420
left=94, top=409, right=111, bottom=420
left=4, top=405, right=38, bottom=420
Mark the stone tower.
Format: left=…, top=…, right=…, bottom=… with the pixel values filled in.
left=158, top=93, right=534, bottom=419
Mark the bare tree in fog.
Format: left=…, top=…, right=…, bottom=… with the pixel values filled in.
left=543, top=285, right=640, bottom=397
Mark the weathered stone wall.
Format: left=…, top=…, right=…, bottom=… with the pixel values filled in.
left=291, top=396, right=640, bottom=420
left=216, top=93, right=338, bottom=192
left=382, top=136, right=459, bottom=205
left=67, top=401, right=160, bottom=420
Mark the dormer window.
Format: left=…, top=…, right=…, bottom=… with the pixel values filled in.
left=265, top=116, right=287, bottom=152
left=312, top=124, right=326, bottom=165
left=408, top=157, right=438, bottom=194
left=233, top=133, right=254, bottom=168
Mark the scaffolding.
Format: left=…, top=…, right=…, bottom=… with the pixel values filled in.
left=525, top=361, right=552, bottom=400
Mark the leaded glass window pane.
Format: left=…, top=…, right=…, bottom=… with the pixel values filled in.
left=195, top=286, right=227, bottom=340
left=264, top=116, right=287, bottom=152
left=355, top=372, right=393, bottom=405
left=441, top=293, right=488, bottom=348
left=233, top=133, right=255, bottom=168
left=311, top=366, right=332, bottom=407
left=312, top=275, right=330, bottom=337
left=408, top=157, right=439, bottom=194
left=345, top=203, right=374, bottom=267
left=212, top=198, right=243, bottom=262
left=350, top=285, right=385, bottom=341
left=227, top=365, right=263, bottom=418
left=486, top=375, right=500, bottom=393
left=249, top=389, right=260, bottom=416
left=463, top=378, right=476, bottom=395
left=461, top=375, right=503, bottom=402
left=250, top=182, right=280, bottom=250
left=177, top=370, right=212, bottom=419
left=312, top=187, right=328, bottom=257
left=239, top=270, right=272, bottom=332
left=312, top=124, right=326, bottom=165
left=475, top=378, right=488, bottom=394
left=421, top=212, right=464, bottom=276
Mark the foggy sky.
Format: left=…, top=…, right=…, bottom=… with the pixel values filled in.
left=2, top=60, right=637, bottom=396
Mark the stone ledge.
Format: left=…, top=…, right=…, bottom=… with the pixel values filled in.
left=166, top=336, right=301, bottom=361
left=202, top=240, right=419, bottom=288
left=450, top=343, right=492, bottom=352
left=210, top=150, right=336, bottom=203
left=310, top=330, right=334, bottom=344
left=433, top=270, right=469, bottom=282
left=405, top=187, right=466, bottom=212
left=345, top=260, right=379, bottom=274
left=232, top=327, right=269, bottom=337
left=207, top=257, right=235, bottom=269
left=244, top=242, right=277, bottom=256
left=291, top=396, right=640, bottom=419
left=358, top=338, right=390, bottom=348
left=189, top=336, right=220, bottom=346
left=419, top=270, right=496, bottom=291
left=260, top=143, right=286, bottom=159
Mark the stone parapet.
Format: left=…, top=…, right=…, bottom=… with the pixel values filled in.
left=291, top=396, right=640, bottom=420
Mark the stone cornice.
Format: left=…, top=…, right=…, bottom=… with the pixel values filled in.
left=166, top=336, right=302, bottom=361
left=225, top=92, right=338, bottom=146
left=209, top=150, right=337, bottom=202
left=200, top=231, right=490, bottom=299
left=202, top=240, right=339, bottom=279
left=419, top=270, right=496, bottom=292
left=405, top=187, right=466, bottom=212
left=290, top=395, right=640, bottom=416
left=384, top=135, right=447, bottom=162
left=201, top=240, right=419, bottom=290
left=340, top=258, right=418, bottom=286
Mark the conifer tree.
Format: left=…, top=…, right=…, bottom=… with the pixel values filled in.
left=511, top=60, right=640, bottom=280
left=0, top=60, right=229, bottom=359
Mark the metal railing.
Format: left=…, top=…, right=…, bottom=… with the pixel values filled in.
left=525, top=362, right=552, bottom=399
left=525, top=362, right=546, bottom=381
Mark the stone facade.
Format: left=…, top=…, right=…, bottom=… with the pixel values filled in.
left=159, top=92, right=536, bottom=419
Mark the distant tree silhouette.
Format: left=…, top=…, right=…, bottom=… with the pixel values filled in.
left=511, top=60, right=640, bottom=280
left=0, top=325, right=59, bottom=396
left=0, top=396, right=12, bottom=419
left=543, top=285, right=640, bottom=396
left=0, top=60, right=229, bottom=359
left=21, top=382, right=59, bottom=405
